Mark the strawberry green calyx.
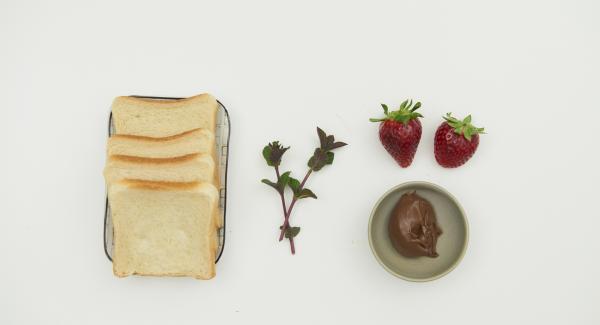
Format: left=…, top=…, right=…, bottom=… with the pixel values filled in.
left=369, top=99, right=423, bottom=125
left=443, top=113, right=485, bottom=141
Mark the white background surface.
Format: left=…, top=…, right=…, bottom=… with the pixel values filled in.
left=1, top=0, right=599, bottom=324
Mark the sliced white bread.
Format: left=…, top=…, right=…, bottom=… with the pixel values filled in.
left=109, top=180, right=219, bottom=279
left=104, top=153, right=218, bottom=186
left=107, top=128, right=216, bottom=159
left=111, top=94, right=219, bottom=137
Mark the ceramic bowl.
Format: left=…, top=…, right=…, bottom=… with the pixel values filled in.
left=368, top=181, right=469, bottom=282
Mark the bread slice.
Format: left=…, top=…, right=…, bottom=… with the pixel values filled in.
left=111, top=94, right=219, bottom=137
left=104, top=151, right=223, bottom=228
left=107, top=128, right=216, bottom=159
left=104, top=153, right=218, bottom=186
left=109, top=180, right=219, bottom=279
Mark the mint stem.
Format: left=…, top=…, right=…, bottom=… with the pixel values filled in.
left=274, top=166, right=295, bottom=253
left=278, top=168, right=313, bottom=244
left=274, top=166, right=288, bottom=218
left=289, top=235, right=296, bottom=254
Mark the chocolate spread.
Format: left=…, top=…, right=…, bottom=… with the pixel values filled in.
left=388, top=191, right=442, bottom=258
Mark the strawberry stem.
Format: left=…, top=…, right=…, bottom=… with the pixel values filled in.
left=443, top=113, right=485, bottom=141
left=370, top=99, right=423, bottom=125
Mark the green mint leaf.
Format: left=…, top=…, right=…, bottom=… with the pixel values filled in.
left=288, top=176, right=301, bottom=194
left=325, top=152, right=334, bottom=165
left=261, top=179, right=279, bottom=192
left=295, top=188, right=317, bottom=199
left=325, top=135, right=334, bottom=149
left=262, top=171, right=292, bottom=193
left=309, top=128, right=347, bottom=170
left=308, top=148, right=328, bottom=171
left=263, top=141, right=289, bottom=167
left=278, top=171, right=291, bottom=190
left=317, top=127, right=327, bottom=149
left=329, top=141, right=347, bottom=150
left=262, top=146, right=273, bottom=166
left=285, top=226, right=301, bottom=239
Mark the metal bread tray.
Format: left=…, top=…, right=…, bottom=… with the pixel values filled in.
left=103, top=95, right=230, bottom=263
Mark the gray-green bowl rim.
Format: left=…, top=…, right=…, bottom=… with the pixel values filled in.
left=368, top=181, right=470, bottom=282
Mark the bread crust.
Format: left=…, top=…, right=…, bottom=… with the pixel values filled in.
left=110, top=128, right=203, bottom=142
left=110, top=153, right=200, bottom=164
left=122, top=179, right=202, bottom=190
left=114, top=93, right=216, bottom=107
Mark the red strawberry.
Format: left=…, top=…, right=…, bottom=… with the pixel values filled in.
left=434, top=113, right=485, bottom=168
left=370, top=100, right=423, bottom=167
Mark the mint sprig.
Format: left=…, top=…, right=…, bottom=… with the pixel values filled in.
left=261, top=127, right=347, bottom=254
